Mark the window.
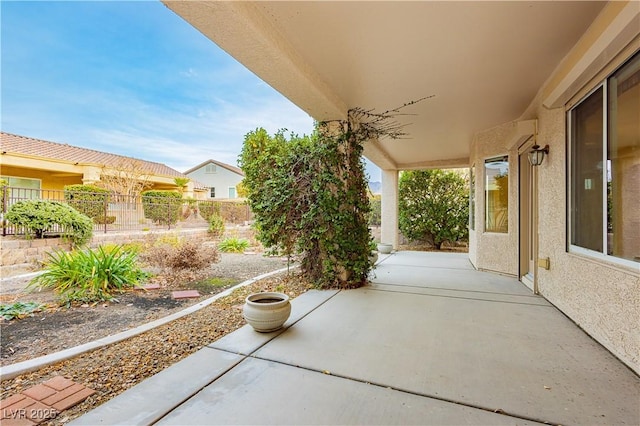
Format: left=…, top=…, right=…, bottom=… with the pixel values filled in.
left=228, top=187, right=236, bottom=199
left=485, top=156, right=508, bottom=233
left=469, top=165, right=475, bottom=231
left=205, top=164, right=217, bottom=174
left=209, top=187, right=216, bottom=198
left=0, top=176, right=41, bottom=200
left=569, top=52, right=639, bottom=264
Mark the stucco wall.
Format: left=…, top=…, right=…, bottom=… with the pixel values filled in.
left=469, top=99, right=639, bottom=374
left=1, top=166, right=81, bottom=191
left=468, top=122, right=519, bottom=276
left=186, top=164, right=243, bottom=199
left=534, top=103, right=640, bottom=375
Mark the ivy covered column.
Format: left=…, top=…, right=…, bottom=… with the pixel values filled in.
left=381, top=169, right=399, bottom=248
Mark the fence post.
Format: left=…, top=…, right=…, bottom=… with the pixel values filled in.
left=103, top=194, right=108, bottom=234
left=167, top=198, right=171, bottom=230
left=1, top=185, right=7, bottom=237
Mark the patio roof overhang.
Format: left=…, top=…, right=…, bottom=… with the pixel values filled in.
left=163, top=1, right=606, bottom=170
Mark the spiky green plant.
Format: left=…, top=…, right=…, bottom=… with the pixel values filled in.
left=217, top=237, right=250, bottom=253
left=29, top=245, right=148, bottom=304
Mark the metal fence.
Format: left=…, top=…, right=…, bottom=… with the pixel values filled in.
left=1, top=186, right=252, bottom=237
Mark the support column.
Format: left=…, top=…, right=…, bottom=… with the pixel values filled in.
left=381, top=169, right=399, bottom=249
left=81, top=166, right=101, bottom=185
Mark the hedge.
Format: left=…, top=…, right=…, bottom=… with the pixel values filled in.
left=64, top=184, right=111, bottom=222
left=197, top=200, right=221, bottom=222
left=141, top=190, right=182, bottom=225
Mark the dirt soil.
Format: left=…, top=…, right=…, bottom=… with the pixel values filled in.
left=0, top=253, right=309, bottom=425
left=0, top=253, right=295, bottom=366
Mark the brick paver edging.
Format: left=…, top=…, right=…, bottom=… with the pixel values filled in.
left=0, top=376, right=95, bottom=425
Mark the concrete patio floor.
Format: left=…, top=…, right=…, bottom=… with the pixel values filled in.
left=72, top=251, right=640, bottom=425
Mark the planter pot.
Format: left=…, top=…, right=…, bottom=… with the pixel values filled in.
left=377, top=243, right=393, bottom=254
left=243, top=292, right=291, bottom=332
left=369, top=251, right=379, bottom=265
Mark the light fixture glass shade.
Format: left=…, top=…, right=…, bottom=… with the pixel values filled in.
left=528, top=144, right=548, bottom=166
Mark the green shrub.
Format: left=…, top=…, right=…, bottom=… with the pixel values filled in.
left=0, top=301, right=45, bottom=320
left=208, top=214, right=225, bottom=237
left=29, top=245, right=147, bottom=304
left=141, top=190, right=182, bottom=225
left=198, top=200, right=221, bottom=221
left=0, top=178, right=9, bottom=207
left=96, top=215, right=116, bottom=225
left=63, top=184, right=111, bottom=222
left=218, top=237, right=249, bottom=253
left=399, top=169, right=469, bottom=249
left=368, top=195, right=381, bottom=226
left=5, top=200, right=93, bottom=246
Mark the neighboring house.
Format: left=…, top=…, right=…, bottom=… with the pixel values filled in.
left=184, top=159, right=244, bottom=200
left=0, top=132, right=207, bottom=198
left=166, top=2, right=640, bottom=374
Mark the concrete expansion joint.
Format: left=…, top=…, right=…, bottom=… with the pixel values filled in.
left=153, top=288, right=343, bottom=424
left=370, top=286, right=555, bottom=307
left=246, top=353, right=555, bottom=426
left=228, top=287, right=342, bottom=359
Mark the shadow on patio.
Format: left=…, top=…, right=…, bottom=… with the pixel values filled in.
left=73, top=251, right=640, bottom=425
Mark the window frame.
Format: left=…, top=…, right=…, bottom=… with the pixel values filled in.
left=209, top=187, right=216, bottom=198
left=484, top=155, right=509, bottom=234
left=0, top=175, right=42, bottom=200
left=566, top=53, right=640, bottom=270
left=469, top=164, right=475, bottom=231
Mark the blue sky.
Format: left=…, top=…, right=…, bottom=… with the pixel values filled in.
left=2, top=1, right=381, bottom=180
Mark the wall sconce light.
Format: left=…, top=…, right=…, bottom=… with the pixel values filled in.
left=528, top=144, right=549, bottom=166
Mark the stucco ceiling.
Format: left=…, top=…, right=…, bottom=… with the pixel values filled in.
left=164, top=1, right=606, bottom=170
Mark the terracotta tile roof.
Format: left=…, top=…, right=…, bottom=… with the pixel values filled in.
left=184, top=159, right=245, bottom=177
left=1, top=131, right=190, bottom=177
left=0, top=132, right=209, bottom=190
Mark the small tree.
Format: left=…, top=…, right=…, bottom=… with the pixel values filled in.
left=236, top=181, right=248, bottom=198
left=173, top=177, right=190, bottom=194
left=97, top=159, right=152, bottom=197
left=399, top=169, right=469, bottom=249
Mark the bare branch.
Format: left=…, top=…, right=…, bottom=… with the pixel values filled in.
left=96, top=159, right=153, bottom=197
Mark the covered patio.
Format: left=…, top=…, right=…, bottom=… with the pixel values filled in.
left=159, top=0, right=640, bottom=376
left=72, top=251, right=640, bottom=425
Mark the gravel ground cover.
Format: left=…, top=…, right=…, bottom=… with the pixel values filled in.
left=0, top=254, right=309, bottom=424
left=0, top=253, right=294, bottom=365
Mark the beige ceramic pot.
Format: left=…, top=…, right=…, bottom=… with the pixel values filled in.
left=377, top=243, right=393, bottom=254
left=243, top=292, right=291, bottom=332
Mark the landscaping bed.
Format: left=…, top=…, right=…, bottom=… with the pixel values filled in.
left=0, top=253, right=308, bottom=424
left=0, top=253, right=294, bottom=366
